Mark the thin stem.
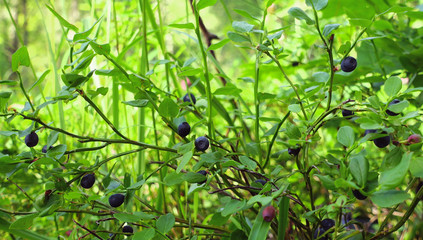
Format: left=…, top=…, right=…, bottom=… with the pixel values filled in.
left=264, top=52, right=308, bottom=121
left=17, top=72, right=35, bottom=112
left=263, top=111, right=291, bottom=169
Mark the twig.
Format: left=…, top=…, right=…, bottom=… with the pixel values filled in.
left=73, top=219, right=104, bottom=240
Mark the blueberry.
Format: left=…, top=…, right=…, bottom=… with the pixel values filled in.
left=122, top=225, right=133, bottom=234
left=255, top=179, right=267, bottom=186
left=178, top=122, right=191, bottom=138
left=183, top=93, right=196, bottom=105
left=25, top=131, right=39, bottom=148
left=386, top=99, right=401, bottom=116
left=342, top=109, right=354, bottom=118
left=197, top=170, right=208, bottom=184
left=321, top=219, right=335, bottom=232
left=80, top=173, right=95, bottom=189
left=195, top=136, right=209, bottom=151
left=352, top=189, right=367, bottom=200
left=108, top=193, right=125, bottom=208
left=341, top=56, right=357, bottom=72
left=288, top=146, right=301, bottom=156
left=42, top=145, right=53, bottom=153
left=262, top=206, right=276, bottom=222
left=373, top=131, right=390, bottom=148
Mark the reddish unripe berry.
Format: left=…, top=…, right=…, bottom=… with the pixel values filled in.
left=262, top=205, right=276, bottom=222
left=407, top=134, right=421, bottom=145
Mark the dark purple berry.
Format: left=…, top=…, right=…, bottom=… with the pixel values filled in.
left=364, top=129, right=377, bottom=137
left=342, top=109, right=354, bottom=118
left=314, top=227, right=329, bottom=240
left=177, top=122, right=191, bottom=138
left=341, top=56, right=357, bottom=72
left=288, top=146, right=301, bottom=156
left=25, top=131, right=39, bottom=148
left=386, top=99, right=401, bottom=116
left=373, top=131, right=390, bottom=148
left=262, top=206, right=276, bottom=222
left=108, top=193, right=125, bottom=207
left=183, top=93, right=196, bottom=105
left=352, top=189, right=367, bottom=200
left=195, top=136, right=209, bottom=151
left=122, top=225, right=133, bottom=234
left=42, top=145, right=53, bottom=153
left=197, top=170, right=208, bottom=184
left=80, top=173, right=95, bottom=189
left=321, top=219, right=335, bottom=232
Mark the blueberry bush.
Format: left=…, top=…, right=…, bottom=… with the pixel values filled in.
left=1, top=0, right=423, bottom=239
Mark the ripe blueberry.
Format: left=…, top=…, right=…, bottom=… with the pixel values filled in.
left=122, top=225, right=133, bottom=234
left=195, top=136, right=209, bottom=151
left=373, top=131, right=390, bottom=148
left=178, top=122, right=191, bottom=138
left=255, top=179, right=267, bottom=186
left=183, top=93, right=196, bottom=105
left=352, top=189, right=367, bottom=200
left=341, top=56, right=357, bottom=72
left=407, top=134, right=421, bottom=145
left=108, top=193, right=125, bottom=207
left=80, top=173, right=95, bottom=189
left=197, top=170, right=208, bottom=184
left=321, top=219, right=335, bottom=232
left=25, top=131, right=39, bottom=148
left=342, top=109, right=354, bottom=118
left=288, top=146, right=301, bottom=156
left=42, top=145, right=53, bottom=153
left=386, top=99, right=401, bottom=116
left=262, top=205, right=276, bottom=222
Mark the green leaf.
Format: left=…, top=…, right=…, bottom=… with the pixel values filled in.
left=208, top=39, right=231, bottom=51
left=197, top=0, right=217, bottom=10
left=306, top=0, right=328, bottom=10
left=288, top=7, right=315, bottom=25
left=248, top=206, right=272, bottom=240
left=387, top=100, right=408, bottom=114
left=368, top=96, right=381, bottom=108
left=133, top=229, right=155, bottom=240
left=384, top=76, right=402, bottom=97
left=337, top=126, right=355, bottom=148
left=158, top=98, right=179, bottom=118
left=9, top=213, right=38, bottom=229
left=156, top=213, right=175, bottom=234
left=222, top=199, right=246, bottom=217
left=122, top=99, right=149, bottom=108
left=213, top=83, right=242, bottom=95
left=349, top=155, right=369, bottom=187
left=134, top=211, right=155, bottom=220
left=267, top=30, right=284, bottom=41
left=370, top=190, right=410, bottom=207
left=46, top=144, right=67, bottom=159
left=73, top=17, right=102, bottom=42
left=288, top=104, right=301, bottom=113
left=178, top=68, right=202, bottom=77
left=164, top=172, right=185, bottom=186
left=233, top=9, right=261, bottom=22
left=315, top=174, right=336, bottom=190
left=0, top=218, right=55, bottom=240
left=89, top=41, right=110, bottom=55
left=12, top=46, right=31, bottom=72
left=114, top=213, right=142, bottom=222
left=184, top=172, right=207, bottom=183
left=232, top=21, right=254, bottom=33
left=286, top=122, right=301, bottom=139
left=45, top=5, right=78, bottom=31
left=322, top=24, right=340, bottom=37
left=176, top=151, right=193, bottom=173
left=410, top=157, right=423, bottom=178
left=227, top=32, right=250, bottom=43
left=28, top=70, right=50, bottom=92
left=379, top=152, right=412, bottom=189
left=239, top=156, right=257, bottom=171
left=169, top=23, right=195, bottom=29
